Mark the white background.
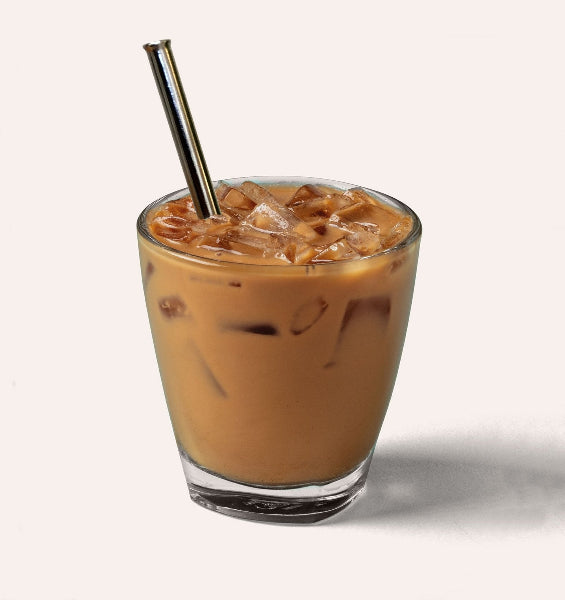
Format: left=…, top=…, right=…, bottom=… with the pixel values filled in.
left=1, top=0, right=564, bottom=598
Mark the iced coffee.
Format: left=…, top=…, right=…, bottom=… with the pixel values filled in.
left=137, top=176, right=421, bottom=522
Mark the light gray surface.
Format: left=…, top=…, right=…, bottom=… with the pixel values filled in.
left=1, top=0, right=564, bottom=597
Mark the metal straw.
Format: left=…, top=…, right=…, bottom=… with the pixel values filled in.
left=143, top=39, right=220, bottom=219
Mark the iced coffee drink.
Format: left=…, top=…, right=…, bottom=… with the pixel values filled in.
left=137, top=176, right=421, bottom=522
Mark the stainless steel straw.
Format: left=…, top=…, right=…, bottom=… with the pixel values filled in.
left=143, top=39, right=221, bottom=219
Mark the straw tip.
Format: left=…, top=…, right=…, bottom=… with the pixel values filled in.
left=143, top=39, right=171, bottom=52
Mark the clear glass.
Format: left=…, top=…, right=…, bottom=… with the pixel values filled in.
left=137, top=177, right=421, bottom=523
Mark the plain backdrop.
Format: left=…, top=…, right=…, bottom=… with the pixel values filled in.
left=1, top=0, right=564, bottom=598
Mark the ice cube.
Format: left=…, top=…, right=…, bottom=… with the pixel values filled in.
left=214, top=182, right=232, bottom=202
left=223, top=322, right=279, bottom=335
left=189, top=340, right=226, bottom=397
left=186, top=234, right=228, bottom=255
left=242, top=203, right=288, bottom=232
left=238, top=182, right=320, bottom=242
left=292, top=220, right=318, bottom=242
left=145, top=261, right=154, bottom=280
left=165, top=194, right=201, bottom=218
left=203, top=221, right=234, bottom=241
left=233, top=225, right=274, bottom=244
left=228, top=239, right=270, bottom=258
left=158, top=296, right=188, bottom=319
left=180, top=218, right=234, bottom=249
left=222, top=188, right=257, bottom=210
left=243, top=203, right=318, bottom=242
left=388, top=256, right=407, bottom=274
left=239, top=181, right=280, bottom=205
left=222, top=226, right=291, bottom=263
left=381, top=217, right=413, bottom=249
left=290, top=296, right=328, bottom=335
left=287, top=184, right=324, bottom=206
left=346, top=229, right=382, bottom=255
left=343, top=187, right=380, bottom=206
left=340, top=296, right=391, bottom=332
left=150, top=215, right=190, bottom=240
left=221, top=206, right=249, bottom=223
left=165, top=198, right=195, bottom=218
left=207, top=213, right=233, bottom=226
left=312, top=220, right=349, bottom=247
left=311, top=239, right=359, bottom=263
left=292, top=195, right=352, bottom=222
left=325, top=296, right=391, bottom=367
left=329, top=216, right=382, bottom=256
left=142, top=261, right=155, bottom=289
left=283, top=239, right=318, bottom=264
left=335, top=201, right=402, bottom=232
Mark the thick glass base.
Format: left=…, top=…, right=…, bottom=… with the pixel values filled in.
left=179, top=449, right=372, bottom=524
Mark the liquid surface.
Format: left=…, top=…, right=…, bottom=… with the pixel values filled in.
left=147, top=182, right=413, bottom=265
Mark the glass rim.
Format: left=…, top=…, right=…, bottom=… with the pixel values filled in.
left=136, top=176, right=422, bottom=271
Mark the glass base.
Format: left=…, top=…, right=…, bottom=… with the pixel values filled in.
left=179, top=449, right=372, bottom=524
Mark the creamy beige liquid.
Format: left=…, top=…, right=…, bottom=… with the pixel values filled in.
left=138, top=181, right=419, bottom=485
